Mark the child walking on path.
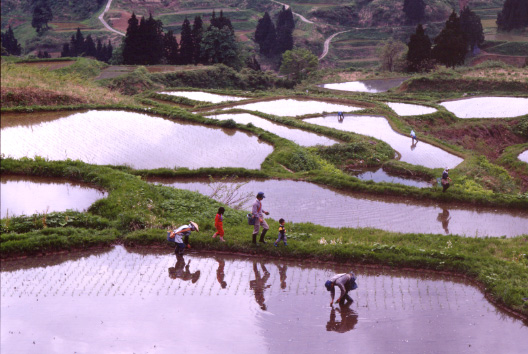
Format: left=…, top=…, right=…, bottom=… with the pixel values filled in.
left=212, top=207, right=226, bottom=242
left=274, top=218, right=287, bottom=247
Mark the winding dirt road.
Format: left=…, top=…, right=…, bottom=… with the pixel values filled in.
left=98, top=0, right=125, bottom=36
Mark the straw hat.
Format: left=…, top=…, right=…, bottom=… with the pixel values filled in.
left=190, top=221, right=199, bottom=232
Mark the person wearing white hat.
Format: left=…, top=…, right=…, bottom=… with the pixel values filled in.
left=167, top=221, right=199, bottom=254
left=441, top=168, right=452, bottom=192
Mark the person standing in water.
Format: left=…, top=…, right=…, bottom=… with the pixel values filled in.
left=325, top=271, right=358, bottom=306
left=251, top=192, right=269, bottom=244
left=411, top=129, right=418, bottom=144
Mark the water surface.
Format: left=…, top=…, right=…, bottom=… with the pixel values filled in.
left=206, top=113, right=340, bottom=147
left=159, top=91, right=248, bottom=103
left=321, top=78, right=408, bottom=93
left=304, top=115, right=464, bottom=169
left=154, top=178, right=528, bottom=237
left=386, top=102, right=437, bottom=116
left=351, top=168, right=432, bottom=188
left=519, top=150, right=528, bottom=163
left=1, top=175, right=106, bottom=218
left=1, top=246, right=526, bottom=353
left=440, top=97, right=528, bottom=118
left=0, top=110, right=273, bottom=170
left=225, top=99, right=363, bottom=117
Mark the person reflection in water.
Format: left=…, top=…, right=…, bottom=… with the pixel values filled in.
left=168, top=254, right=201, bottom=283
left=437, top=208, right=451, bottom=234
left=250, top=261, right=271, bottom=310
left=277, top=264, right=288, bottom=290
left=215, top=257, right=227, bottom=289
left=411, top=139, right=418, bottom=151
left=326, top=303, right=358, bottom=333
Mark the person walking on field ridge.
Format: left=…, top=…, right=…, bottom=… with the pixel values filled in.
left=212, top=207, right=226, bottom=242
left=251, top=191, right=269, bottom=244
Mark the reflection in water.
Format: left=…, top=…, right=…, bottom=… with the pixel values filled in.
left=215, top=257, right=228, bottom=289
left=326, top=304, right=358, bottom=333
left=386, top=102, right=437, bottom=116
left=440, top=97, right=528, bottom=118
left=411, top=140, right=418, bottom=151
left=225, top=99, right=362, bottom=117
left=321, top=78, right=408, bottom=93
left=519, top=150, right=528, bottom=163
left=352, top=168, right=431, bottom=188
left=250, top=261, right=271, bottom=311
left=168, top=254, right=201, bottom=283
left=159, top=91, right=248, bottom=103
left=1, top=247, right=527, bottom=353
left=437, top=209, right=451, bottom=234
left=0, top=110, right=273, bottom=170
left=278, top=264, right=288, bottom=290
left=155, top=178, right=528, bottom=237
left=305, top=115, right=464, bottom=169
left=1, top=175, right=106, bottom=218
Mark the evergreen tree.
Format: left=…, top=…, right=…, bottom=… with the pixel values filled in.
left=191, top=16, right=204, bottom=64
left=180, top=18, right=194, bottom=64
left=406, top=24, right=432, bottom=72
left=497, top=0, right=528, bottom=32
left=432, top=11, right=468, bottom=68
left=96, top=38, right=104, bottom=61
left=255, top=12, right=273, bottom=52
left=61, top=43, right=70, bottom=57
left=200, top=26, right=240, bottom=68
left=163, top=30, right=179, bottom=64
left=403, top=0, right=426, bottom=25
left=260, top=20, right=277, bottom=56
left=122, top=13, right=140, bottom=64
left=142, top=14, right=164, bottom=64
left=104, top=41, right=113, bottom=63
left=1, top=26, right=22, bottom=55
left=460, top=7, right=484, bottom=52
left=31, top=0, right=53, bottom=34
left=71, top=28, right=85, bottom=56
left=209, top=10, right=234, bottom=32
left=275, top=6, right=294, bottom=55
left=85, top=34, right=97, bottom=57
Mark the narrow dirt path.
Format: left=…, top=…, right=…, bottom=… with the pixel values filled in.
left=270, top=0, right=314, bottom=24
left=98, top=0, right=125, bottom=36
left=319, top=30, right=350, bottom=60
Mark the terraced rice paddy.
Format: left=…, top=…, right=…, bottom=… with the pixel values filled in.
left=0, top=175, right=106, bottom=218
left=206, top=113, right=340, bottom=147
left=385, top=102, right=437, bottom=116
left=304, top=115, right=464, bottom=169
left=0, top=110, right=273, bottom=170
left=351, top=168, right=432, bottom=188
left=159, top=91, right=249, bottom=103
left=153, top=178, right=528, bottom=237
left=439, top=97, right=528, bottom=118
left=519, top=150, right=528, bottom=163
left=321, top=78, right=407, bottom=93
left=1, top=246, right=526, bottom=353
left=223, top=99, right=362, bottom=117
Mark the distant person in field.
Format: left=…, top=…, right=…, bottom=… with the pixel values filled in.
left=411, top=129, right=418, bottom=144
left=441, top=168, right=452, bottom=192
left=212, top=207, right=226, bottom=242
left=325, top=271, right=358, bottom=306
left=274, top=218, right=287, bottom=247
left=251, top=191, right=270, bottom=244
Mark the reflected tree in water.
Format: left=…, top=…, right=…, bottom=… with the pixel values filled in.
left=168, top=254, right=201, bottom=283
left=250, top=261, right=271, bottom=310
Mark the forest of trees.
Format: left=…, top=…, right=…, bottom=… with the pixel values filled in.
left=1, top=26, right=22, bottom=56
left=61, top=28, right=113, bottom=62
left=497, top=0, right=528, bottom=31
left=254, top=6, right=295, bottom=57
left=120, top=11, right=240, bottom=67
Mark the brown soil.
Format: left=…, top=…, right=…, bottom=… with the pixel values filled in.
left=1, top=87, right=87, bottom=107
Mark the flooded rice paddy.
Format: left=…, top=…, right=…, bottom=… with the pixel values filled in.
left=439, top=97, right=528, bottom=118
left=304, top=115, right=464, bottom=169
left=206, top=113, right=340, bottom=147
left=159, top=91, right=248, bottom=103
left=386, top=102, right=437, bottom=116
left=1, top=246, right=526, bottom=353
left=154, top=178, right=528, bottom=237
left=519, top=150, right=528, bottom=163
left=351, top=168, right=432, bottom=188
left=224, top=99, right=363, bottom=117
left=0, top=175, right=106, bottom=218
left=321, top=78, right=408, bottom=93
left=0, top=110, right=273, bottom=170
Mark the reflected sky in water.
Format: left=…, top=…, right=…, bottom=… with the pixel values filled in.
left=440, top=97, right=528, bottom=118
left=386, top=102, right=437, bottom=116
left=159, top=91, right=248, bottom=103
left=1, top=246, right=526, bottom=353
left=321, top=78, right=407, bottom=93
left=224, top=99, right=362, bottom=117
left=519, top=150, right=528, bottom=163
left=304, top=115, right=464, bottom=169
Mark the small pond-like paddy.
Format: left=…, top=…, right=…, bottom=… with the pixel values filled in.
left=321, top=78, right=408, bottom=93
left=224, top=99, right=363, bottom=117
left=1, top=246, right=526, bottom=353
left=304, top=115, right=464, bottom=169
left=519, top=150, right=528, bottom=163
left=159, top=91, right=248, bottom=103
left=154, top=179, right=528, bottom=237
left=0, top=110, right=273, bottom=170
left=1, top=175, right=106, bottom=218
left=206, top=113, right=340, bottom=147
left=440, top=97, right=528, bottom=118
left=386, top=102, right=437, bottom=116
left=351, top=168, right=432, bottom=188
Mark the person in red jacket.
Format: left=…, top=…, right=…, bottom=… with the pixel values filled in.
left=212, top=207, right=225, bottom=242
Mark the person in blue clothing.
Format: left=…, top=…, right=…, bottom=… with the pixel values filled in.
left=167, top=221, right=199, bottom=255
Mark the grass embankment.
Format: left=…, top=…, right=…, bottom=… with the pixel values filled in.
left=1, top=157, right=527, bottom=319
